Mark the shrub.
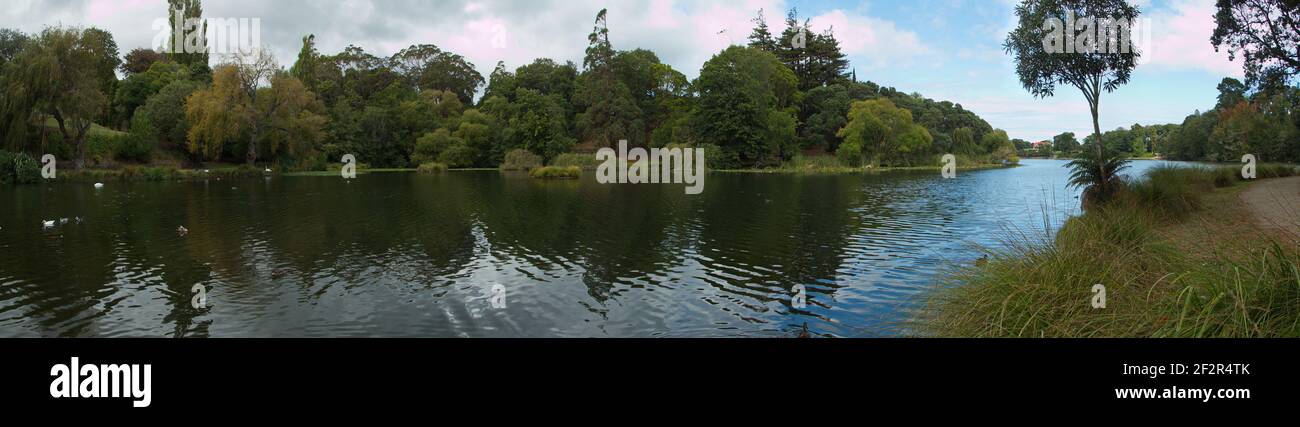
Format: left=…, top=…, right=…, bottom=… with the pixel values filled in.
left=438, top=144, right=477, bottom=169
left=1210, top=166, right=1239, bottom=188
left=138, top=79, right=200, bottom=149
left=417, top=162, right=448, bottom=174
left=116, top=119, right=158, bottom=163
left=0, top=150, right=42, bottom=185
left=787, top=154, right=844, bottom=171
left=698, top=143, right=733, bottom=170
left=500, top=149, right=543, bottom=171
left=836, top=141, right=865, bottom=167
left=142, top=166, right=177, bottom=181
left=411, top=128, right=460, bottom=166
left=1121, top=166, right=1214, bottom=219
left=120, top=165, right=142, bottom=179
left=1258, top=164, right=1297, bottom=179
left=85, top=133, right=116, bottom=166
left=12, top=152, right=40, bottom=184
left=529, top=166, right=581, bottom=179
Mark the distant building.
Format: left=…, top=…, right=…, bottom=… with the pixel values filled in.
left=1031, top=140, right=1052, bottom=150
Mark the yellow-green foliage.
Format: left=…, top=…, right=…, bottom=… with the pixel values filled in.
left=529, top=166, right=581, bottom=179
left=837, top=98, right=933, bottom=167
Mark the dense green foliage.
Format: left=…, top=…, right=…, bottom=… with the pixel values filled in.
left=529, top=166, right=582, bottom=179
left=1211, top=0, right=1300, bottom=87
left=1037, top=77, right=1300, bottom=164
left=1006, top=0, right=1141, bottom=203
left=0, top=4, right=1015, bottom=176
left=1162, top=78, right=1300, bottom=163
left=0, top=149, right=40, bottom=184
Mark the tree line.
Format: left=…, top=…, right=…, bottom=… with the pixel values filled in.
left=1021, top=0, right=1299, bottom=166
left=1, top=3, right=1019, bottom=176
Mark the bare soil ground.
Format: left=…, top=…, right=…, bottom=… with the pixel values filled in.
left=1240, top=176, right=1300, bottom=242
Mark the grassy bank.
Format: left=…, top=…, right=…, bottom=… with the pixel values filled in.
left=715, top=154, right=1017, bottom=174
left=55, top=165, right=269, bottom=182
left=918, top=165, right=1300, bottom=338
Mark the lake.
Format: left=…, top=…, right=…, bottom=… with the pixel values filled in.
left=0, top=159, right=1188, bottom=337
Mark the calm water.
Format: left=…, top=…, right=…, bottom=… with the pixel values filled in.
left=0, top=159, right=1186, bottom=337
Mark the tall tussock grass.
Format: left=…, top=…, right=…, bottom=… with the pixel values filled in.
left=918, top=165, right=1300, bottom=337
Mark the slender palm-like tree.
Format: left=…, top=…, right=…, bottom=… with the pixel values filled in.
left=1067, top=144, right=1130, bottom=209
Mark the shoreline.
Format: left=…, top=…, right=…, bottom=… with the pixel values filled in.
left=917, top=167, right=1300, bottom=338
left=29, top=163, right=1023, bottom=182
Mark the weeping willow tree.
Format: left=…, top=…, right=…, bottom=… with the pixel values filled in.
left=0, top=27, right=118, bottom=168
left=185, top=50, right=327, bottom=165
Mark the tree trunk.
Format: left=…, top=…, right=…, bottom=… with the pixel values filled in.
left=74, top=134, right=86, bottom=170
left=1090, top=97, right=1105, bottom=185
left=247, top=126, right=259, bottom=165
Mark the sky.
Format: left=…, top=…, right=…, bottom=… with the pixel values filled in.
left=1, top=0, right=1246, bottom=142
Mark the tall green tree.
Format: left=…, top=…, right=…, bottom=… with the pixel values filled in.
left=693, top=46, right=799, bottom=167
left=1053, top=131, right=1080, bottom=154
left=766, top=8, right=848, bottom=90
left=747, top=9, right=778, bottom=53
left=391, top=44, right=484, bottom=104
left=1216, top=77, right=1248, bottom=109
left=1212, top=0, right=1300, bottom=87
left=167, top=0, right=209, bottom=70
left=574, top=9, right=645, bottom=148
left=112, top=60, right=190, bottom=128
left=952, top=127, right=978, bottom=155
left=121, top=48, right=165, bottom=76
left=290, top=35, right=321, bottom=91
left=1005, top=0, right=1140, bottom=204
left=1, top=27, right=118, bottom=168
left=837, top=98, right=933, bottom=167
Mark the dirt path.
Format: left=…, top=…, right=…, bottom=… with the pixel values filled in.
left=1240, top=176, right=1300, bottom=240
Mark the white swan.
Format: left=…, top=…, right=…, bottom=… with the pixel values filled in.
left=42, top=220, right=55, bottom=228
left=93, top=183, right=104, bottom=189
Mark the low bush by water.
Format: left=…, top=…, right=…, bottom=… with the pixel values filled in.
left=417, top=162, right=448, bottom=174
left=529, top=166, right=581, bottom=179
left=0, top=150, right=41, bottom=185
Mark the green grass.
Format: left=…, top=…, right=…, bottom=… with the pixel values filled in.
left=917, top=168, right=1300, bottom=338
left=529, top=166, right=581, bottom=179
left=715, top=155, right=1014, bottom=175
left=42, top=117, right=124, bottom=137
left=56, top=165, right=267, bottom=182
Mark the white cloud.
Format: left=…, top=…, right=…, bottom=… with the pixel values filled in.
left=1140, top=0, right=1241, bottom=77
left=807, top=9, right=931, bottom=68
left=1, top=0, right=929, bottom=83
